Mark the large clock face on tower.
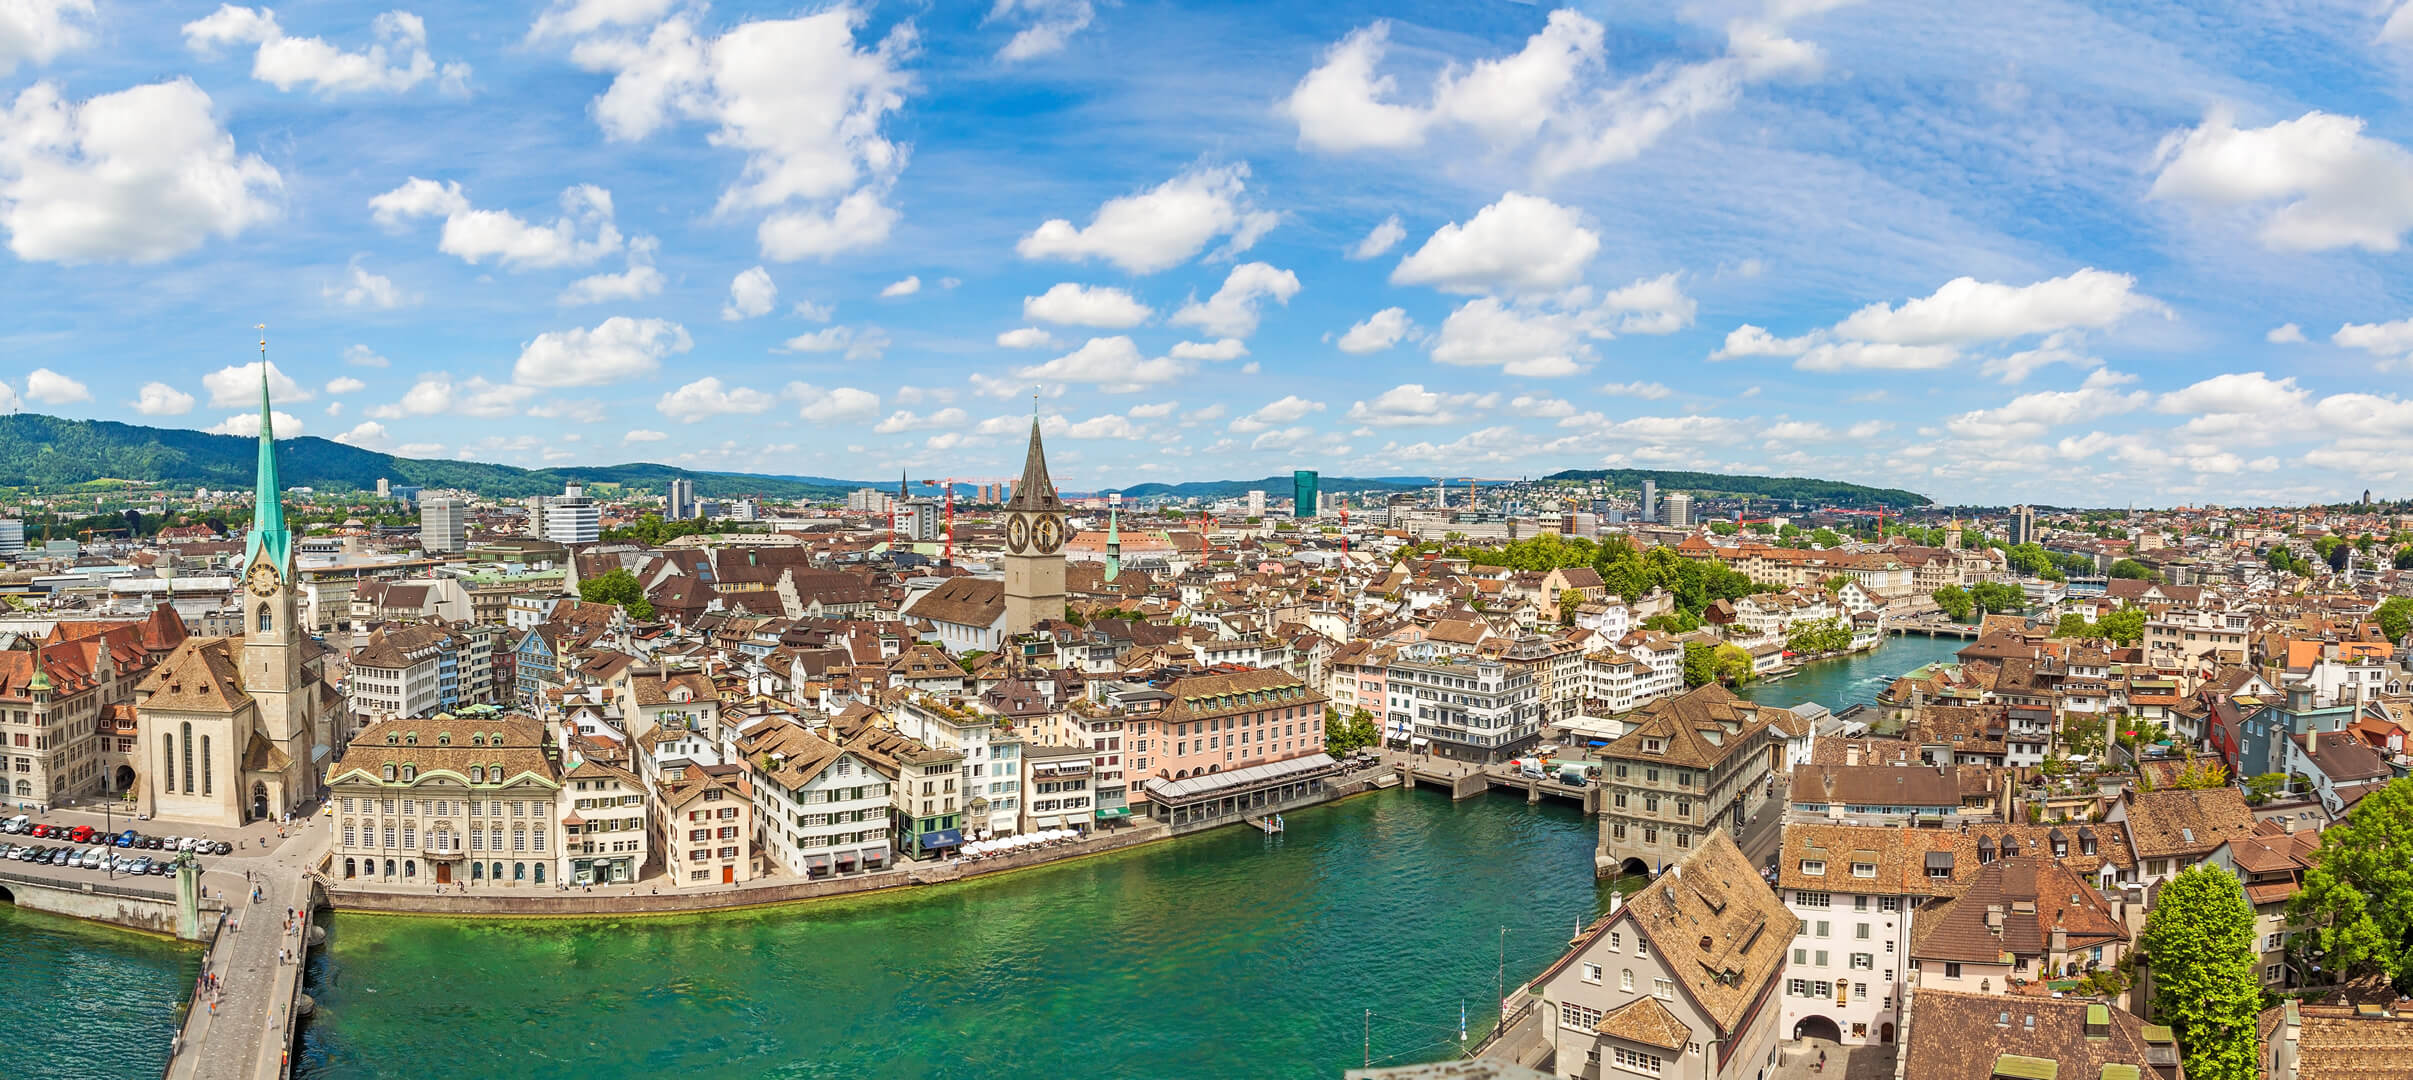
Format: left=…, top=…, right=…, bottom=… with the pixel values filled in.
left=1006, top=514, right=1031, bottom=553
left=1034, top=515, right=1064, bottom=554
left=246, top=563, right=281, bottom=598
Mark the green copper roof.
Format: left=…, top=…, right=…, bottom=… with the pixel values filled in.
left=1105, top=503, right=1121, bottom=583
left=1991, top=1055, right=2059, bottom=1080
left=244, top=362, right=291, bottom=573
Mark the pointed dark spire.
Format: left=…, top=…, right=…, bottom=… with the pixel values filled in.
left=1004, top=416, right=1062, bottom=513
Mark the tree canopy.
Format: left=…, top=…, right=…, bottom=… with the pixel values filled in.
left=1932, top=584, right=1974, bottom=622
left=2375, top=596, right=2413, bottom=642
left=2142, top=866, right=2264, bottom=1080
left=1785, top=617, right=1853, bottom=655
left=1969, top=581, right=2027, bottom=613
left=1424, top=534, right=1769, bottom=620
left=578, top=568, right=655, bottom=620
left=2290, top=778, right=2413, bottom=994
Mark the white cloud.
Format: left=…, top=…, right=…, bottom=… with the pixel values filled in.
left=1230, top=394, right=1327, bottom=433
left=325, top=260, right=413, bottom=309
left=787, top=382, right=880, bottom=423
left=529, top=399, right=607, bottom=423
left=872, top=407, right=967, bottom=433
left=24, top=367, right=86, bottom=404
left=1945, top=369, right=2147, bottom=442
left=1717, top=269, right=2158, bottom=374
left=513, top=316, right=691, bottom=387
left=1391, top=192, right=1597, bottom=294
left=368, top=372, right=537, bottom=419
left=0, top=0, right=94, bottom=76
left=657, top=376, right=775, bottom=422
left=792, top=299, right=835, bottom=322
left=0, top=79, right=281, bottom=264
left=202, top=361, right=311, bottom=407
left=623, top=427, right=668, bottom=443
left=780, top=324, right=889, bottom=362
left=1598, top=380, right=1673, bottom=400
left=1511, top=394, right=1576, bottom=418
left=343, top=344, right=389, bottom=367
left=996, top=327, right=1057, bottom=349
left=880, top=275, right=921, bottom=297
left=1430, top=297, right=1589, bottom=377
left=1169, top=338, right=1248, bottom=361
left=133, top=381, right=196, bottom=415
left=2266, top=322, right=2306, bottom=344
left=182, top=6, right=470, bottom=97
left=1795, top=341, right=1961, bottom=372
left=2334, top=318, right=2413, bottom=366
left=371, top=178, right=623, bottom=269
left=1170, top=262, right=1299, bottom=338
left=563, top=10, right=915, bottom=261
left=1978, top=332, right=2102, bottom=384
left=1064, top=413, right=1138, bottom=439
left=333, top=421, right=390, bottom=449
left=1128, top=401, right=1178, bottom=419
left=528, top=0, right=675, bottom=41
left=2155, top=371, right=2309, bottom=418
left=722, top=266, right=776, bottom=320
left=1594, top=272, right=1696, bottom=335
left=560, top=235, right=664, bottom=304
left=1016, top=162, right=1278, bottom=274
left=1016, top=336, right=1190, bottom=392
left=2150, top=108, right=2413, bottom=253
left=989, top=0, right=1093, bottom=61
left=1024, top=282, right=1153, bottom=328
left=1283, top=22, right=1433, bottom=152
left=1337, top=307, right=1411, bottom=355
left=1347, top=384, right=1495, bottom=427
left=207, top=409, right=304, bottom=437
left=324, top=376, right=367, bottom=395
left=1349, top=215, right=1405, bottom=260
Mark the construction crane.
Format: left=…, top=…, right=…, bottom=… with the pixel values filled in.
left=1432, top=477, right=1494, bottom=509
left=919, top=478, right=1014, bottom=563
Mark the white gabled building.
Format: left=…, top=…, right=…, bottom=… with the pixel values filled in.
left=738, top=720, right=897, bottom=879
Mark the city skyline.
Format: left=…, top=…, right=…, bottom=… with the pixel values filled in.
left=6, top=1, right=2413, bottom=505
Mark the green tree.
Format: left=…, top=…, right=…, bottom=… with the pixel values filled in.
left=1714, top=643, right=1756, bottom=685
left=2056, top=613, right=2095, bottom=637
left=2097, top=608, right=2146, bottom=646
left=2290, top=777, right=2413, bottom=994
left=2172, top=760, right=2231, bottom=789
left=2109, top=558, right=2157, bottom=581
left=1682, top=641, right=1719, bottom=687
left=1708, top=520, right=1739, bottom=536
left=2392, top=545, right=2413, bottom=571
left=1558, top=589, right=1584, bottom=625
left=2243, top=772, right=2287, bottom=806
left=2375, top=596, right=2413, bottom=642
left=2143, top=867, right=2264, bottom=1080
left=1932, top=584, right=1974, bottom=621
left=1810, top=527, right=1841, bottom=549
left=1785, top=617, right=1853, bottom=655
left=578, top=567, right=655, bottom=620
left=1969, top=581, right=2027, bottom=613
left=1324, top=707, right=1379, bottom=754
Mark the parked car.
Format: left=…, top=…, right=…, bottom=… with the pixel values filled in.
left=114, top=830, right=137, bottom=848
left=2, top=815, right=26, bottom=833
left=209, top=841, right=231, bottom=855
left=66, top=826, right=93, bottom=844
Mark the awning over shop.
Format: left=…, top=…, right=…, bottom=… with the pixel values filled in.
left=1410, top=737, right=1430, bottom=746
left=805, top=854, right=832, bottom=870
left=1145, top=752, right=1339, bottom=804
left=918, top=828, right=964, bottom=849
left=1094, top=806, right=1132, bottom=820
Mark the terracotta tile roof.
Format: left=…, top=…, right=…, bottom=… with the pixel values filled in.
left=1594, top=995, right=1690, bottom=1052
left=1908, top=857, right=2126, bottom=966
left=902, top=578, right=1005, bottom=628
left=1903, top=990, right=2168, bottom=1080
left=1601, top=684, right=1773, bottom=771
left=2296, top=1007, right=2413, bottom=1078
left=2123, top=787, right=2257, bottom=860
left=135, top=638, right=252, bottom=712
left=1618, top=831, right=1789, bottom=1038
left=1161, top=667, right=1323, bottom=723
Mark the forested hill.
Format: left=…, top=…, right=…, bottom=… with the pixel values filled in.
left=0, top=414, right=863, bottom=499
left=1544, top=468, right=1929, bottom=509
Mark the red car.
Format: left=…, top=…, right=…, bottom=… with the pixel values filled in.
left=67, top=826, right=94, bottom=843
left=30, top=824, right=52, bottom=838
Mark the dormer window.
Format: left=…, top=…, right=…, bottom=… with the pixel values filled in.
left=385, top=735, right=398, bottom=745
left=401, top=765, right=416, bottom=781
left=470, top=766, right=484, bottom=783
left=1851, top=862, right=1877, bottom=878
left=438, top=733, right=451, bottom=745
left=1801, top=859, right=1826, bottom=876
left=382, top=764, right=396, bottom=781
left=404, top=734, right=418, bottom=746
left=1643, top=738, right=1664, bottom=754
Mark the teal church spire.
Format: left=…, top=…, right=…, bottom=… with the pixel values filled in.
left=244, top=329, right=291, bottom=573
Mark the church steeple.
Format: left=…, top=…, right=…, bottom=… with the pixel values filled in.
left=243, top=330, right=291, bottom=573
left=1004, top=416, right=1062, bottom=512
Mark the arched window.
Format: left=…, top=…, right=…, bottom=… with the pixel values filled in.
left=382, top=765, right=397, bottom=782
left=471, top=734, right=484, bottom=747
left=257, top=606, right=272, bottom=632
left=200, top=735, right=211, bottom=795
left=437, top=734, right=450, bottom=746
left=469, top=766, right=484, bottom=783
left=180, top=722, right=195, bottom=794
left=162, top=734, right=175, bottom=792
left=383, top=858, right=395, bottom=878
left=470, top=861, right=483, bottom=880
left=401, top=765, right=416, bottom=782
left=533, top=863, right=546, bottom=884
left=344, top=858, right=356, bottom=879
left=11, top=780, right=25, bottom=796
left=405, top=734, right=418, bottom=746
left=491, top=762, right=504, bottom=779
left=513, top=862, right=526, bottom=881
left=403, top=860, right=416, bottom=878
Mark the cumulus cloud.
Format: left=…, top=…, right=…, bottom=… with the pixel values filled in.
left=559, top=234, right=663, bottom=304
left=1715, top=268, right=2159, bottom=373
left=368, top=372, right=537, bottom=419
left=343, top=344, right=389, bottom=367
left=623, top=427, right=668, bottom=443
left=0, top=79, right=281, bottom=264
left=202, top=361, right=311, bottom=407
left=332, top=420, right=389, bottom=449
left=1337, top=307, right=1411, bottom=354
left=1347, top=384, right=1496, bottom=426
left=1016, top=162, right=1278, bottom=274
left=996, top=327, right=1057, bottom=349
left=560, top=9, right=916, bottom=261
left=989, top=0, right=1094, bottom=61
left=0, top=1, right=95, bottom=76
left=2150, top=108, right=2413, bottom=253
left=2266, top=322, right=2306, bottom=344
left=207, top=410, right=304, bottom=437
left=371, top=178, right=624, bottom=269
left=1391, top=192, right=1597, bottom=294
left=1944, top=369, right=2148, bottom=442
left=182, top=6, right=470, bottom=96
left=1598, top=380, right=1673, bottom=399
left=722, top=266, right=776, bottom=320
left=24, top=367, right=87, bottom=404
left=780, top=324, right=890, bottom=362
left=657, top=376, right=775, bottom=422
left=324, top=376, right=366, bottom=395
left=2333, top=318, right=2413, bottom=366
left=133, top=381, right=196, bottom=415
left=1170, top=262, right=1299, bottom=338
left=1430, top=297, right=1590, bottom=377
left=873, top=407, right=968, bottom=433
left=513, top=316, right=691, bottom=387
left=1169, top=339, right=1248, bottom=361
left=787, top=382, right=880, bottom=423
left=1024, top=282, right=1152, bottom=328
left=1015, top=336, right=1190, bottom=392
left=1349, top=214, right=1405, bottom=260
left=1064, top=413, right=1138, bottom=439
left=880, top=275, right=921, bottom=297
left=1229, top=394, right=1326, bottom=433
left=325, top=260, right=413, bottom=309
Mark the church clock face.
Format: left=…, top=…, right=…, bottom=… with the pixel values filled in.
left=1034, top=515, right=1064, bottom=554
left=1006, top=514, right=1031, bottom=553
left=246, top=563, right=281, bottom=598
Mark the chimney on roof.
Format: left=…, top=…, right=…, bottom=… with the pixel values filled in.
left=2051, top=924, right=2068, bottom=954
left=1986, top=904, right=2004, bottom=934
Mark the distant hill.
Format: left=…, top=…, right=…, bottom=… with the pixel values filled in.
left=1543, top=468, right=1929, bottom=509
left=1096, top=475, right=1436, bottom=500
left=0, top=415, right=867, bottom=500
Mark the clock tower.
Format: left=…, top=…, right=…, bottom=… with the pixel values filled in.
left=1000, top=416, right=1067, bottom=637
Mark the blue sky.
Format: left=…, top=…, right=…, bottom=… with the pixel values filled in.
left=6, top=0, right=2413, bottom=506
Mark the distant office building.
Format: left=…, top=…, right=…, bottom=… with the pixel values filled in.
left=419, top=497, right=466, bottom=553
left=1247, top=490, right=1266, bottom=518
left=902, top=500, right=942, bottom=541
left=1641, top=479, right=1657, bottom=523
left=1662, top=491, right=1694, bottom=528
left=846, top=488, right=895, bottom=514
left=543, top=483, right=599, bottom=545
left=2009, top=504, right=2036, bottom=546
left=727, top=498, right=759, bottom=522
left=666, top=478, right=698, bottom=519
left=1293, top=470, right=1319, bottom=518
left=375, top=477, right=390, bottom=498
left=0, top=519, right=22, bottom=557
left=391, top=485, right=422, bottom=508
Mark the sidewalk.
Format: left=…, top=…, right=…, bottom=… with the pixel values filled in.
left=167, top=811, right=331, bottom=1080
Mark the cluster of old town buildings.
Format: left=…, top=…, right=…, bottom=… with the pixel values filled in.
left=6, top=387, right=2413, bottom=1076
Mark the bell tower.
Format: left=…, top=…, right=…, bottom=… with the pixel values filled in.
left=239, top=335, right=304, bottom=739
left=1000, top=413, right=1067, bottom=637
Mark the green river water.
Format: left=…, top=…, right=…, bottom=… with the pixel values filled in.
left=0, top=903, right=196, bottom=1080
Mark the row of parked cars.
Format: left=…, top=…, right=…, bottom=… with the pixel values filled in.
left=0, top=815, right=232, bottom=856
left=5, top=842, right=181, bottom=876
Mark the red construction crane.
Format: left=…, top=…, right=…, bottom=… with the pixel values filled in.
left=920, top=478, right=1014, bottom=563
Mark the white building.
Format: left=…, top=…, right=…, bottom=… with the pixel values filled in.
left=892, top=696, right=1023, bottom=838
left=543, top=484, right=599, bottom=546
left=742, top=722, right=897, bottom=879
left=420, top=498, right=466, bottom=553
